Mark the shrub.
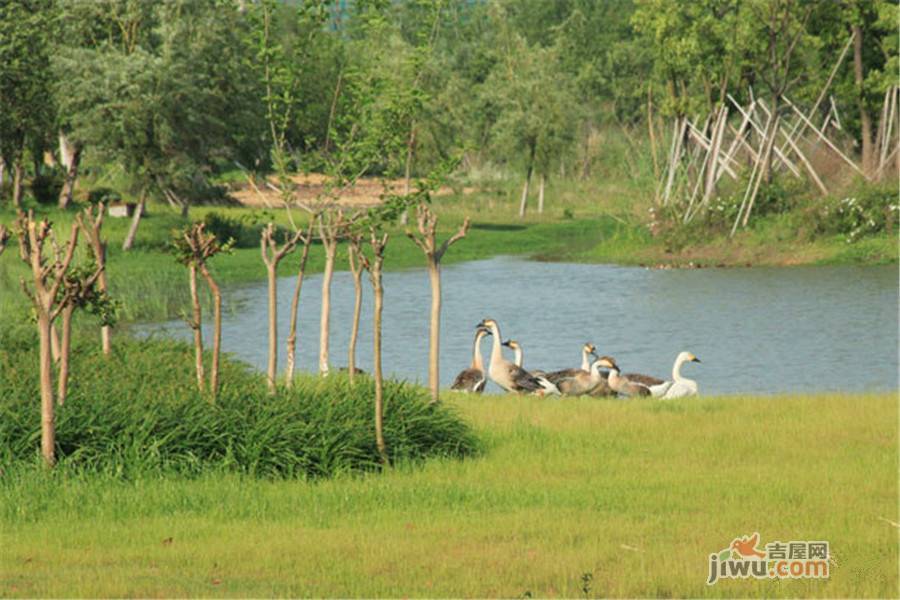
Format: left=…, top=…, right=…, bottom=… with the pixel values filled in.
left=202, top=211, right=273, bottom=248
left=812, top=183, right=899, bottom=243
left=30, top=173, right=64, bottom=205
left=86, top=187, right=122, bottom=205
left=0, top=332, right=479, bottom=478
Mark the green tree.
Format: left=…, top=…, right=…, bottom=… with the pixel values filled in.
left=0, top=0, right=55, bottom=208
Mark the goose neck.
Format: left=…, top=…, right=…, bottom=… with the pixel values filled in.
left=488, top=324, right=503, bottom=366
left=672, top=356, right=686, bottom=381
left=472, top=333, right=485, bottom=371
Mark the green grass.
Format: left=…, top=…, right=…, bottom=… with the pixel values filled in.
left=2, top=392, right=896, bottom=597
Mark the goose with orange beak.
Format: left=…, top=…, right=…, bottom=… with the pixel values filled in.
left=476, top=319, right=545, bottom=394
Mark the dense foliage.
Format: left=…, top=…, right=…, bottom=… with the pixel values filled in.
left=0, top=331, right=479, bottom=478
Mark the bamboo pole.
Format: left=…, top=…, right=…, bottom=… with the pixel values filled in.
left=728, top=95, right=801, bottom=177
left=783, top=96, right=868, bottom=179
left=756, top=100, right=828, bottom=195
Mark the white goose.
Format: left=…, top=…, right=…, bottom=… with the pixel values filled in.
left=660, top=351, right=701, bottom=399
left=450, top=326, right=490, bottom=393
left=607, top=352, right=701, bottom=398
left=502, top=339, right=560, bottom=396
left=477, top=319, right=544, bottom=394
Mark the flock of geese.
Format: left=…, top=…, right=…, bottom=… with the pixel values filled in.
left=451, top=318, right=701, bottom=399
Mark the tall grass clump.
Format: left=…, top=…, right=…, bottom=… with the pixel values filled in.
left=0, top=329, right=478, bottom=478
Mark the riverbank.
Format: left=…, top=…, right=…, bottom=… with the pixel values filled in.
left=3, top=391, right=896, bottom=597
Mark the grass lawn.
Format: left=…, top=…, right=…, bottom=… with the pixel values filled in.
left=2, top=392, right=896, bottom=598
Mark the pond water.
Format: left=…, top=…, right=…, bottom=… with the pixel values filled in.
left=143, top=257, right=899, bottom=395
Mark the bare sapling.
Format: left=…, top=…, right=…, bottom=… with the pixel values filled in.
left=284, top=220, right=315, bottom=387
left=15, top=212, right=80, bottom=466
left=317, top=208, right=350, bottom=376
left=260, top=222, right=307, bottom=393
left=406, top=204, right=470, bottom=402
left=173, top=223, right=231, bottom=400
left=77, top=203, right=111, bottom=354
left=359, top=229, right=390, bottom=466
left=347, top=231, right=365, bottom=384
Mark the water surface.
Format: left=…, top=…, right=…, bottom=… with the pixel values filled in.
left=144, top=257, right=899, bottom=395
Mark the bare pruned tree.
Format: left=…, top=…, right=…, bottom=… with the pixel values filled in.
left=406, top=204, right=470, bottom=402
left=284, top=220, right=315, bottom=387
left=173, top=222, right=231, bottom=400
left=55, top=260, right=107, bottom=406
left=260, top=222, right=307, bottom=393
left=346, top=230, right=365, bottom=384
left=359, top=228, right=390, bottom=466
left=16, top=212, right=80, bottom=465
left=76, top=203, right=111, bottom=355
left=316, top=208, right=352, bottom=376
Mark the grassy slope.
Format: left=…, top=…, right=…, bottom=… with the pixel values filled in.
left=2, top=392, right=896, bottom=598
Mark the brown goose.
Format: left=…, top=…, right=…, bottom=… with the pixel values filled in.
left=450, top=326, right=489, bottom=393
left=477, top=319, right=544, bottom=394
left=502, top=339, right=560, bottom=395
left=543, top=342, right=598, bottom=384
left=605, top=358, right=655, bottom=397
left=556, top=357, right=614, bottom=396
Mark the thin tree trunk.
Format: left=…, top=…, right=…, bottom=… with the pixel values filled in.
left=427, top=262, right=441, bottom=402
left=372, top=272, right=388, bottom=466
left=400, top=126, right=416, bottom=226
left=12, top=160, right=23, bottom=210
left=537, top=174, right=545, bottom=214
left=348, top=248, right=363, bottom=384
left=266, top=263, right=278, bottom=393
left=518, top=175, right=530, bottom=218
left=38, top=313, right=55, bottom=466
left=50, top=323, right=61, bottom=363
left=57, top=306, right=73, bottom=405
left=852, top=23, right=874, bottom=176
left=284, top=241, right=311, bottom=386
left=318, top=243, right=336, bottom=376
left=519, top=143, right=536, bottom=218
left=199, top=265, right=221, bottom=400
left=58, top=134, right=81, bottom=210
left=189, top=263, right=204, bottom=392
left=122, top=193, right=145, bottom=251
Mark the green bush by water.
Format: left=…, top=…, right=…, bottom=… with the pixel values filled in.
left=0, top=331, right=478, bottom=478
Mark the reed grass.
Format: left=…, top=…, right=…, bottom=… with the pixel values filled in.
left=0, top=332, right=478, bottom=478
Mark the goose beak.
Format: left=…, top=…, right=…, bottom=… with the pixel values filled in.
left=692, top=357, right=701, bottom=363
left=476, top=320, right=486, bottom=329
left=501, top=340, right=511, bottom=347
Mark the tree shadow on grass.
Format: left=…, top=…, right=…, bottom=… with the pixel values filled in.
left=470, top=223, right=527, bottom=232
